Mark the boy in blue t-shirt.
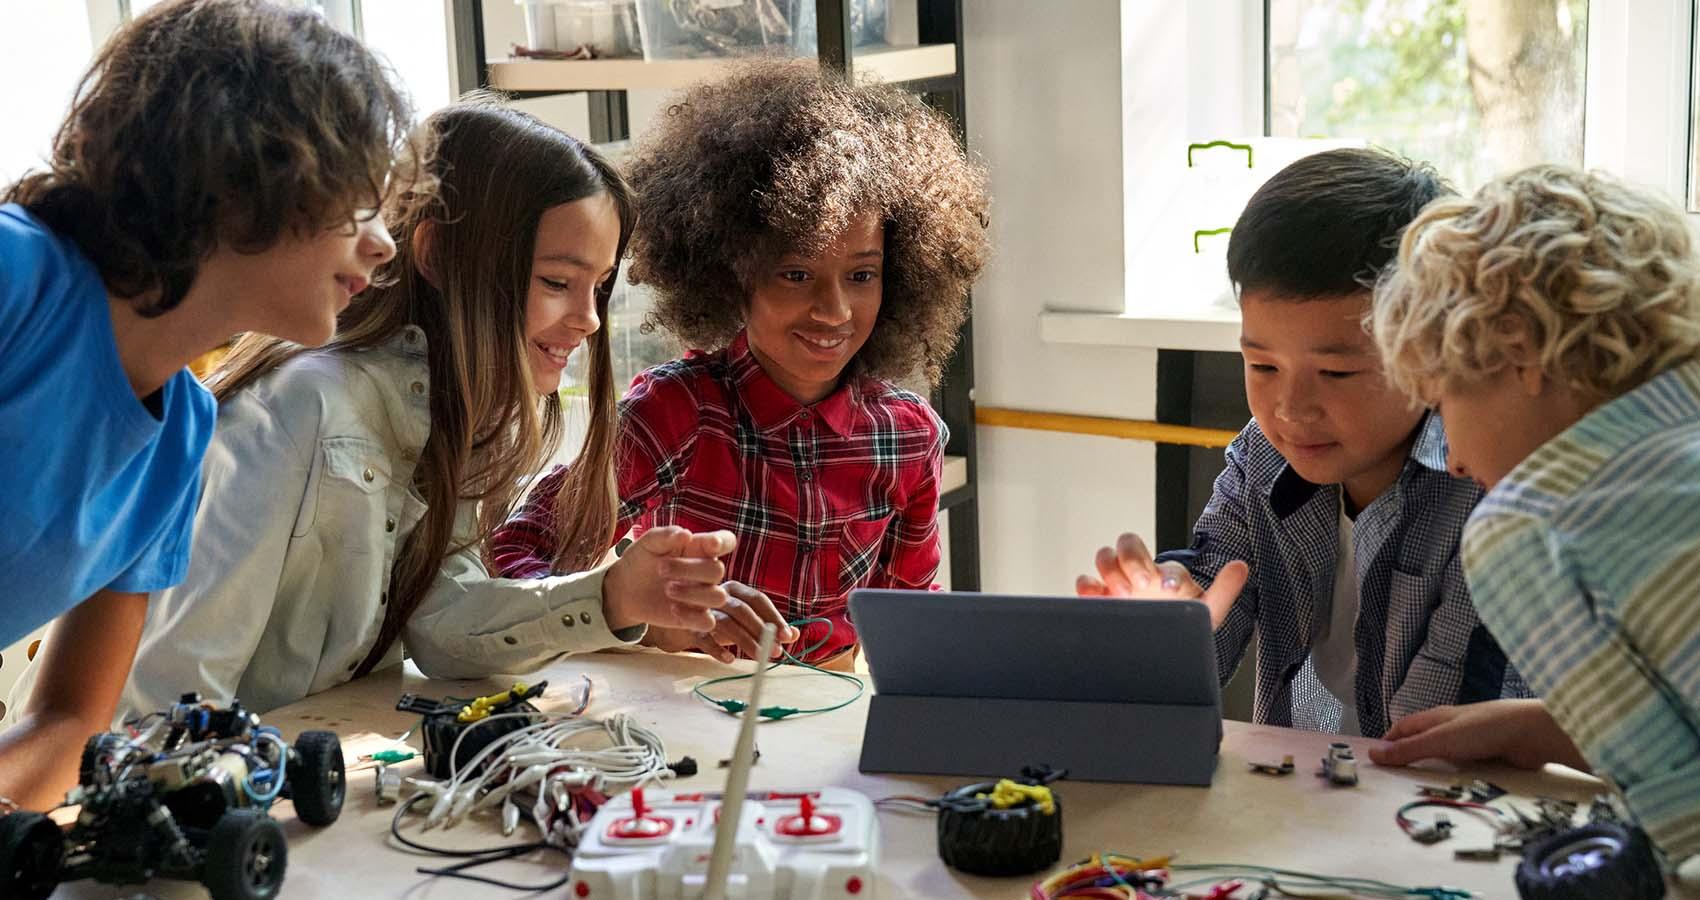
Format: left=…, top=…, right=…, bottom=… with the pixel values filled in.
left=0, top=0, right=425, bottom=809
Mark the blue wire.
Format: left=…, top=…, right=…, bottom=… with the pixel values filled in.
left=243, top=766, right=285, bottom=805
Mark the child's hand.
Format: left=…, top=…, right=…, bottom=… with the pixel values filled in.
left=640, top=583, right=799, bottom=663
left=1074, top=532, right=1248, bottom=629
left=1369, top=699, right=1589, bottom=771
left=603, top=526, right=742, bottom=632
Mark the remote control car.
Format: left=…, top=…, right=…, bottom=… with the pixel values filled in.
left=0, top=693, right=345, bottom=900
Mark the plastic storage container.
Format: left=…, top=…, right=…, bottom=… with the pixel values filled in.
left=633, top=0, right=888, bottom=61
left=518, top=0, right=642, bottom=58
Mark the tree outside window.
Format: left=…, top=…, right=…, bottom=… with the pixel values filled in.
left=1268, top=0, right=1589, bottom=189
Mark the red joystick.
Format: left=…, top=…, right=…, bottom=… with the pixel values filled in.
left=608, top=788, right=675, bottom=840
left=775, top=794, right=841, bottom=837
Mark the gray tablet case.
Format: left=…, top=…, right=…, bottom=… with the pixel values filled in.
left=850, top=590, right=1222, bottom=786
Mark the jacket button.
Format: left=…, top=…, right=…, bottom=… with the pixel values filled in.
left=579, top=612, right=593, bottom=625
left=347, top=661, right=358, bottom=672
left=503, top=635, right=519, bottom=645
left=385, top=517, right=396, bottom=533
left=562, top=615, right=575, bottom=628
left=410, top=381, right=425, bottom=395
left=362, top=468, right=375, bottom=483
left=379, top=592, right=388, bottom=605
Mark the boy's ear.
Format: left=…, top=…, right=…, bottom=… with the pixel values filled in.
left=1516, top=363, right=1547, bottom=397
left=1494, top=320, right=1547, bottom=397
left=413, top=220, right=441, bottom=289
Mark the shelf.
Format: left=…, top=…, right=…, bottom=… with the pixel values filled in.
left=1039, top=308, right=1242, bottom=354
left=941, top=454, right=968, bottom=495
left=487, top=43, right=957, bottom=93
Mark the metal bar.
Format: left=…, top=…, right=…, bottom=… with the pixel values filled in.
left=449, top=0, right=489, bottom=96
left=938, top=485, right=975, bottom=511
left=587, top=91, right=630, bottom=143
left=1154, top=350, right=1197, bottom=553
left=816, top=0, right=852, bottom=76
left=915, top=0, right=974, bottom=590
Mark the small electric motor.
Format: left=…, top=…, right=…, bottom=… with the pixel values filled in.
left=395, top=681, right=547, bottom=778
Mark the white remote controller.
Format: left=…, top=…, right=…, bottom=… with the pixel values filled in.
left=567, top=786, right=880, bottom=900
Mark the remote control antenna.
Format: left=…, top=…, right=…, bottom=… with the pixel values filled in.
left=701, top=623, right=777, bottom=900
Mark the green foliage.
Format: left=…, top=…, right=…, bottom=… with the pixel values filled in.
left=1272, top=0, right=1587, bottom=187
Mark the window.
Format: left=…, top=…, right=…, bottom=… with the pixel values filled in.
left=561, top=276, right=681, bottom=402
left=1267, top=0, right=1589, bottom=189
left=0, top=3, right=93, bottom=186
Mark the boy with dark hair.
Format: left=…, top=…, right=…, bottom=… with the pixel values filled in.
left=0, top=0, right=425, bottom=808
left=1077, top=148, right=1530, bottom=737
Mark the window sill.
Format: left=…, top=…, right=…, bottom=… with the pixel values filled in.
left=1039, top=308, right=1241, bottom=353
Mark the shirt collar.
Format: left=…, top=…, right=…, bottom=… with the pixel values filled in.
left=1270, top=412, right=1449, bottom=519
left=726, top=331, right=860, bottom=438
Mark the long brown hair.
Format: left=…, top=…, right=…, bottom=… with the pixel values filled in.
left=211, top=98, right=634, bottom=677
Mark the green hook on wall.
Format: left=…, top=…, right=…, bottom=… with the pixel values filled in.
left=1187, top=140, right=1254, bottom=168
left=1194, top=227, right=1232, bottom=253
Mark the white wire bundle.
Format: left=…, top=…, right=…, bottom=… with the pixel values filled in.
left=410, top=711, right=672, bottom=841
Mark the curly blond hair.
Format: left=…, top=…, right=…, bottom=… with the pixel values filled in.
left=624, top=58, right=990, bottom=385
left=1372, top=165, right=1700, bottom=401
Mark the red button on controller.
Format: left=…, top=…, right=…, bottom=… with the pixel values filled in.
left=775, top=794, right=841, bottom=837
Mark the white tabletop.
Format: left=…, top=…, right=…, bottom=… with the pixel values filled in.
left=56, top=648, right=1698, bottom=899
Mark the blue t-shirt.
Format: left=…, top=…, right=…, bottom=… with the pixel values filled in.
left=0, top=204, right=216, bottom=648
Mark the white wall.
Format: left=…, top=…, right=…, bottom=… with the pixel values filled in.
left=963, top=0, right=1158, bottom=595
left=0, top=1, right=94, bottom=186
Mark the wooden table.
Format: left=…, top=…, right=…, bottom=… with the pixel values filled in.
left=58, top=649, right=1698, bottom=899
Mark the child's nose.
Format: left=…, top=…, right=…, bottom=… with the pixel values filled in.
left=810, top=283, right=852, bottom=325
left=561, top=289, right=601, bottom=335
left=359, top=213, right=397, bottom=265
left=1274, top=384, right=1321, bottom=423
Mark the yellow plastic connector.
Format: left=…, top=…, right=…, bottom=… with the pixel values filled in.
left=457, top=682, right=530, bottom=724
left=976, top=779, right=1056, bottom=816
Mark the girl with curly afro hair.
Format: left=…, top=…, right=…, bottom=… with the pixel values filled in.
left=492, top=59, right=990, bottom=667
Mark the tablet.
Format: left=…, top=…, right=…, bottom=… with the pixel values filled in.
left=849, top=589, right=1223, bottom=785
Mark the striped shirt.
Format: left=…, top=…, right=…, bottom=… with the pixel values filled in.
left=1464, top=358, right=1700, bottom=862
left=491, top=332, right=946, bottom=663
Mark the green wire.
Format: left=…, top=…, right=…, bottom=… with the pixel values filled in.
left=691, top=617, right=866, bottom=720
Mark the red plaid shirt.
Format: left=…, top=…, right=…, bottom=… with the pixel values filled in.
left=490, top=332, right=945, bottom=662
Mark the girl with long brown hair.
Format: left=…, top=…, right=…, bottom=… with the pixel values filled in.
left=102, top=98, right=786, bottom=715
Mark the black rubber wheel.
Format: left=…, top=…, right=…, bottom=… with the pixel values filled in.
left=203, top=809, right=288, bottom=900
left=936, top=781, right=1063, bottom=877
left=285, top=731, right=345, bottom=827
left=79, top=732, right=128, bottom=786
left=0, top=812, right=64, bottom=900
left=1515, top=822, right=1665, bottom=900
